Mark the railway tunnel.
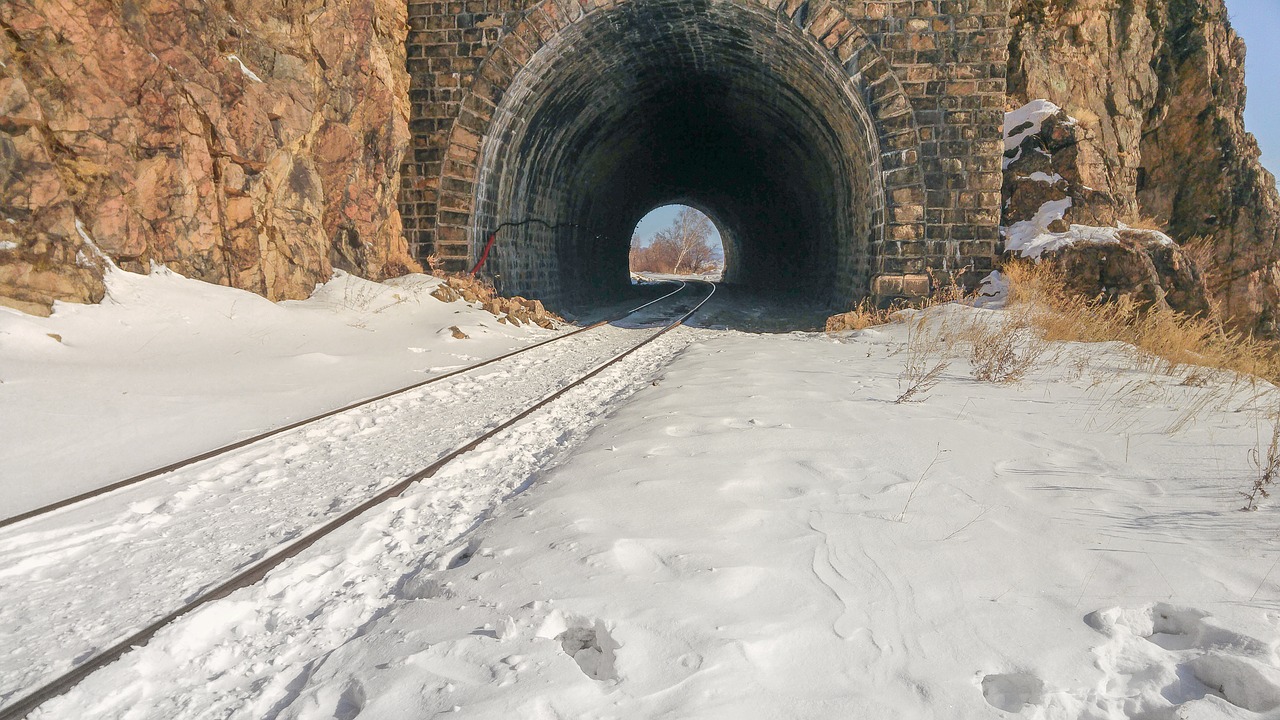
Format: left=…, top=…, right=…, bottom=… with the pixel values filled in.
left=401, top=0, right=1009, bottom=309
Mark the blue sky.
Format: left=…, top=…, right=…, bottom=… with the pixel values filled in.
left=1228, top=0, right=1280, bottom=178
left=634, top=204, right=724, bottom=248
left=635, top=5, right=1278, bottom=243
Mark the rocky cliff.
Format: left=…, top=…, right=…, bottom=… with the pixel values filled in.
left=1008, top=0, right=1280, bottom=336
left=4, top=0, right=1279, bottom=335
left=0, top=0, right=418, bottom=316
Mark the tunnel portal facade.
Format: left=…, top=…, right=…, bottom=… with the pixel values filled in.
left=401, top=0, right=1009, bottom=306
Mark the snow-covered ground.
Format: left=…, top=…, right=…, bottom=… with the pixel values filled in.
left=0, top=268, right=557, bottom=516
left=3, top=270, right=1280, bottom=720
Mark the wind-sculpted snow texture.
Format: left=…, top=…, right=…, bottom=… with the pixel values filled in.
left=0, top=269, right=557, bottom=515
left=0, top=306, right=691, bottom=708
left=5, top=301, right=1279, bottom=719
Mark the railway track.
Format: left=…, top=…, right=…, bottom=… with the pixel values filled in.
left=0, top=280, right=690, bottom=532
left=0, top=279, right=713, bottom=719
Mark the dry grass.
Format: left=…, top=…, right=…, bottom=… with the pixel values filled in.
left=1121, top=215, right=1168, bottom=231
left=1001, top=261, right=1280, bottom=385
left=1181, top=236, right=1217, bottom=283
left=825, top=298, right=901, bottom=332
left=890, top=309, right=1050, bottom=402
left=827, top=276, right=974, bottom=334
left=928, top=269, right=973, bottom=305
left=962, top=314, right=1050, bottom=384
left=1243, top=412, right=1280, bottom=511
left=895, top=315, right=952, bottom=403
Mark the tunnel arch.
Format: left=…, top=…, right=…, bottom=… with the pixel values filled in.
left=455, top=0, right=923, bottom=304
left=402, top=0, right=1009, bottom=309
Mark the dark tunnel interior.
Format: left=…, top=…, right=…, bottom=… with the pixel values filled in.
left=472, top=0, right=885, bottom=307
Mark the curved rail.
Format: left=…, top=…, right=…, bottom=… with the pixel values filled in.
left=0, top=279, right=690, bottom=531
left=0, top=279, right=714, bottom=720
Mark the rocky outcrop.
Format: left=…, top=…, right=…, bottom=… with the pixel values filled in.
left=430, top=274, right=561, bottom=329
left=5, top=0, right=1278, bottom=334
left=0, top=0, right=418, bottom=316
left=1002, top=102, right=1211, bottom=317
left=1002, top=102, right=1118, bottom=231
left=1046, top=231, right=1211, bottom=317
left=1008, top=0, right=1280, bottom=336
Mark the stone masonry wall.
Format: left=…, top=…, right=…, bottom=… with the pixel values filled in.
left=402, top=0, right=1010, bottom=304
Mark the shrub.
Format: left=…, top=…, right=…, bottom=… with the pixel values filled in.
left=964, top=314, right=1048, bottom=384
left=895, top=315, right=952, bottom=403
left=1001, top=261, right=1280, bottom=384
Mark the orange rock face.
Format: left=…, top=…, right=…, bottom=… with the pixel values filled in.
left=0, top=0, right=418, bottom=314
left=1009, top=0, right=1280, bottom=337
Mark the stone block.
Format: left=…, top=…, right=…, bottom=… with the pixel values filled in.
left=902, top=273, right=932, bottom=297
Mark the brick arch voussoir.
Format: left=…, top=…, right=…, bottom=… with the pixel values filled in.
left=805, top=4, right=927, bottom=246
left=439, top=0, right=928, bottom=261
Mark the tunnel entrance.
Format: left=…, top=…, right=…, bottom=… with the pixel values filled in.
left=630, top=205, right=725, bottom=277
left=473, top=0, right=882, bottom=305
left=402, top=0, right=1007, bottom=312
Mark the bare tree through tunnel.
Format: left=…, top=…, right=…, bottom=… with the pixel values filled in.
left=630, top=206, right=725, bottom=276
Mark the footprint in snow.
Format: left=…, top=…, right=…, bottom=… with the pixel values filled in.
left=437, top=537, right=489, bottom=571
left=538, top=612, right=619, bottom=682
left=333, top=680, right=366, bottom=720
left=1083, top=602, right=1280, bottom=714
left=396, top=567, right=453, bottom=600
left=981, top=672, right=1045, bottom=713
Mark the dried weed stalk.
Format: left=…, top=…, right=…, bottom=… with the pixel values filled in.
left=1065, top=352, right=1091, bottom=382
left=895, top=315, right=953, bottom=404
left=963, top=313, right=1049, bottom=384
left=1243, top=412, right=1280, bottom=511
left=897, top=444, right=945, bottom=521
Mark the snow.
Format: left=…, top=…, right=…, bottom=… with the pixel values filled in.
left=226, top=54, right=264, bottom=83
left=973, top=270, right=1009, bottom=309
left=0, top=266, right=556, bottom=516
left=1004, top=100, right=1074, bottom=169
left=0, top=241, right=15, bottom=251
left=3, top=279, right=1280, bottom=720
left=1027, top=171, right=1065, bottom=184
left=1003, top=198, right=1177, bottom=259
left=1003, top=197, right=1074, bottom=257
left=73, top=217, right=113, bottom=268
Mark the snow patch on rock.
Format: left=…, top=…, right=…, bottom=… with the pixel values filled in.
left=972, top=270, right=1009, bottom=309
left=1003, top=99, right=1075, bottom=168
left=226, top=54, right=263, bottom=83
left=1003, top=197, right=1175, bottom=259
left=1026, top=171, right=1064, bottom=184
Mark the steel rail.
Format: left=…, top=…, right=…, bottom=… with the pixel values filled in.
left=0, top=279, right=714, bottom=720
left=0, top=280, right=689, bottom=531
